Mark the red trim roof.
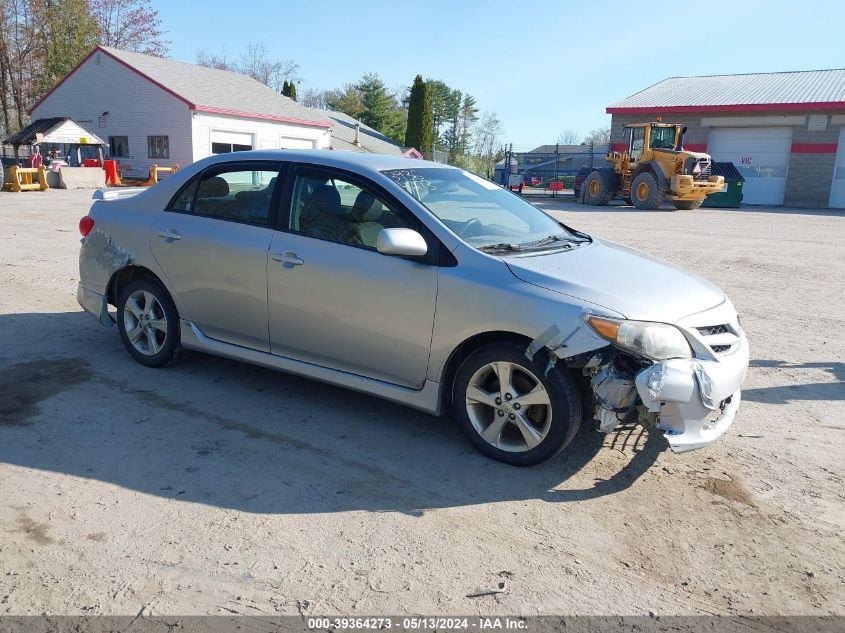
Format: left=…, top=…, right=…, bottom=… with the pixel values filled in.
left=29, top=46, right=333, bottom=129
left=791, top=142, right=838, bottom=153
left=192, top=105, right=332, bottom=128
left=607, top=102, right=845, bottom=114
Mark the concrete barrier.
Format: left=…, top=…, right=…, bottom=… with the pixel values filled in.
left=58, top=167, right=106, bottom=189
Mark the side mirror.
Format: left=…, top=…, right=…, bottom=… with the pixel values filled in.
left=376, top=228, right=428, bottom=257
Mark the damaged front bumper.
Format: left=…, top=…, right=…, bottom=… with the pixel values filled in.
left=634, top=330, right=749, bottom=452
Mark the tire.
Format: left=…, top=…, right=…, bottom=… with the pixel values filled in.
left=582, top=169, right=616, bottom=206
left=452, top=342, right=582, bottom=466
left=672, top=199, right=703, bottom=210
left=630, top=171, right=665, bottom=210
left=117, top=276, right=184, bottom=368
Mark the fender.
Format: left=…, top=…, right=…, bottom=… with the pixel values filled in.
left=632, top=161, right=668, bottom=190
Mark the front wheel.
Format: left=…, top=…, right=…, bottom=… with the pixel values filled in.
left=631, top=171, right=665, bottom=210
left=452, top=342, right=581, bottom=466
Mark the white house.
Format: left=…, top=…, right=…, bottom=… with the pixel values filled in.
left=30, top=46, right=334, bottom=178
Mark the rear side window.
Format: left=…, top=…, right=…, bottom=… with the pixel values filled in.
left=166, top=163, right=282, bottom=226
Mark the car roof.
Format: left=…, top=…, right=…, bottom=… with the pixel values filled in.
left=200, top=149, right=454, bottom=173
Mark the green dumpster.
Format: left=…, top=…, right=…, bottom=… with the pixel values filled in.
left=702, top=162, right=744, bottom=208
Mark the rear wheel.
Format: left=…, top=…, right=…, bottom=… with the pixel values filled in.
left=117, top=277, right=184, bottom=367
left=672, top=199, right=703, bottom=210
left=582, top=169, right=616, bottom=206
left=452, top=342, right=581, bottom=466
left=631, top=171, right=665, bottom=210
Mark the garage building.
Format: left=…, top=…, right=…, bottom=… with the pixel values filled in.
left=607, top=69, right=845, bottom=208
left=29, top=46, right=334, bottom=178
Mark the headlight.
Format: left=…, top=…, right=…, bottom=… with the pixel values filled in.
left=587, top=316, right=692, bottom=360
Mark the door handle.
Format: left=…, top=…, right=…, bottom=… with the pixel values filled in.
left=271, top=252, right=304, bottom=266
left=157, top=230, right=182, bottom=240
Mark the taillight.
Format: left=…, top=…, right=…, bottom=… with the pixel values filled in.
left=79, top=216, right=95, bottom=236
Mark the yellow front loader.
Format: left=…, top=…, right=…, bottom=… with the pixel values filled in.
left=582, top=121, right=724, bottom=210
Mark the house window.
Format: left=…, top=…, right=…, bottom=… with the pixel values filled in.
left=108, top=136, right=129, bottom=158
left=148, top=135, right=170, bottom=159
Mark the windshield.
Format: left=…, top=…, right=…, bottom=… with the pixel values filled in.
left=649, top=125, right=677, bottom=150
left=382, top=168, right=584, bottom=253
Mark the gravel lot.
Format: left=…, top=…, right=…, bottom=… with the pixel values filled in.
left=0, top=188, right=843, bottom=617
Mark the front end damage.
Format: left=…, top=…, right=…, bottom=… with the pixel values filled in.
left=527, top=307, right=749, bottom=452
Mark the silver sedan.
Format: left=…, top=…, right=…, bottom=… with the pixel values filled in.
left=77, top=150, right=748, bottom=466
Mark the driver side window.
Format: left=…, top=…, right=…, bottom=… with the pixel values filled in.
left=288, top=168, right=413, bottom=248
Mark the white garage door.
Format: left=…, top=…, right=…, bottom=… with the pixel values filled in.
left=708, top=127, right=792, bottom=205
left=279, top=136, right=315, bottom=149
left=829, top=128, right=845, bottom=209
left=211, top=130, right=254, bottom=154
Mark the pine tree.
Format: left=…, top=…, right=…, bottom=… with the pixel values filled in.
left=404, top=75, right=432, bottom=156
left=288, top=81, right=297, bottom=102
left=356, top=73, right=405, bottom=142
left=281, top=80, right=290, bottom=97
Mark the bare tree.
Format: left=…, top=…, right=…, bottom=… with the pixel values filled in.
left=584, top=126, right=611, bottom=146
left=557, top=128, right=580, bottom=145
left=196, top=43, right=299, bottom=92
left=1, top=0, right=43, bottom=131
left=194, top=47, right=234, bottom=71
left=299, top=87, right=326, bottom=109
left=239, top=42, right=298, bottom=92
left=472, top=111, right=503, bottom=179
left=90, top=0, right=169, bottom=57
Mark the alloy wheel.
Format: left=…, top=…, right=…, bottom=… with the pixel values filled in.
left=465, top=361, right=553, bottom=453
left=123, top=289, right=168, bottom=356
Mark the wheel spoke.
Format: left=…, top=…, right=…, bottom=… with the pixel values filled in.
left=512, top=384, right=549, bottom=408
left=125, top=297, right=143, bottom=319
left=142, top=292, right=159, bottom=317
left=145, top=329, right=160, bottom=355
left=466, top=385, right=498, bottom=408
left=513, top=412, right=543, bottom=449
left=148, top=318, right=167, bottom=333
left=492, top=362, right=513, bottom=398
left=126, top=325, right=144, bottom=342
left=481, top=415, right=508, bottom=447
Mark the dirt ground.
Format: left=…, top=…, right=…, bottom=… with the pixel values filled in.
left=0, top=188, right=843, bottom=617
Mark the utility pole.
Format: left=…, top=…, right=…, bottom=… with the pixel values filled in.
left=552, top=143, right=559, bottom=198
left=508, top=142, right=513, bottom=186
left=431, top=113, right=436, bottom=162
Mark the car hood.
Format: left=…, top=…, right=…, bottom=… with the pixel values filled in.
left=505, top=238, right=725, bottom=323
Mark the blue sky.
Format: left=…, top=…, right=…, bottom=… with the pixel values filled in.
left=157, top=0, right=845, bottom=150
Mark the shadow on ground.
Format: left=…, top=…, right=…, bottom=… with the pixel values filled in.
left=0, top=311, right=665, bottom=516
left=743, top=359, right=845, bottom=404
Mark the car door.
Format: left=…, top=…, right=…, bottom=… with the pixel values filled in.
left=150, top=161, right=284, bottom=352
left=267, top=165, right=438, bottom=388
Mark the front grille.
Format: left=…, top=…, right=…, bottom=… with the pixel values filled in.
left=693, top=322, right=738, bottom=355
left=692, top=158, right=711, bottom=181
left=697, top=324, right=731, bottom=336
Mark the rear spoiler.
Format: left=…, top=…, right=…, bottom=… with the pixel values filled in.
left=92, top=187, right=147, bottom=201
